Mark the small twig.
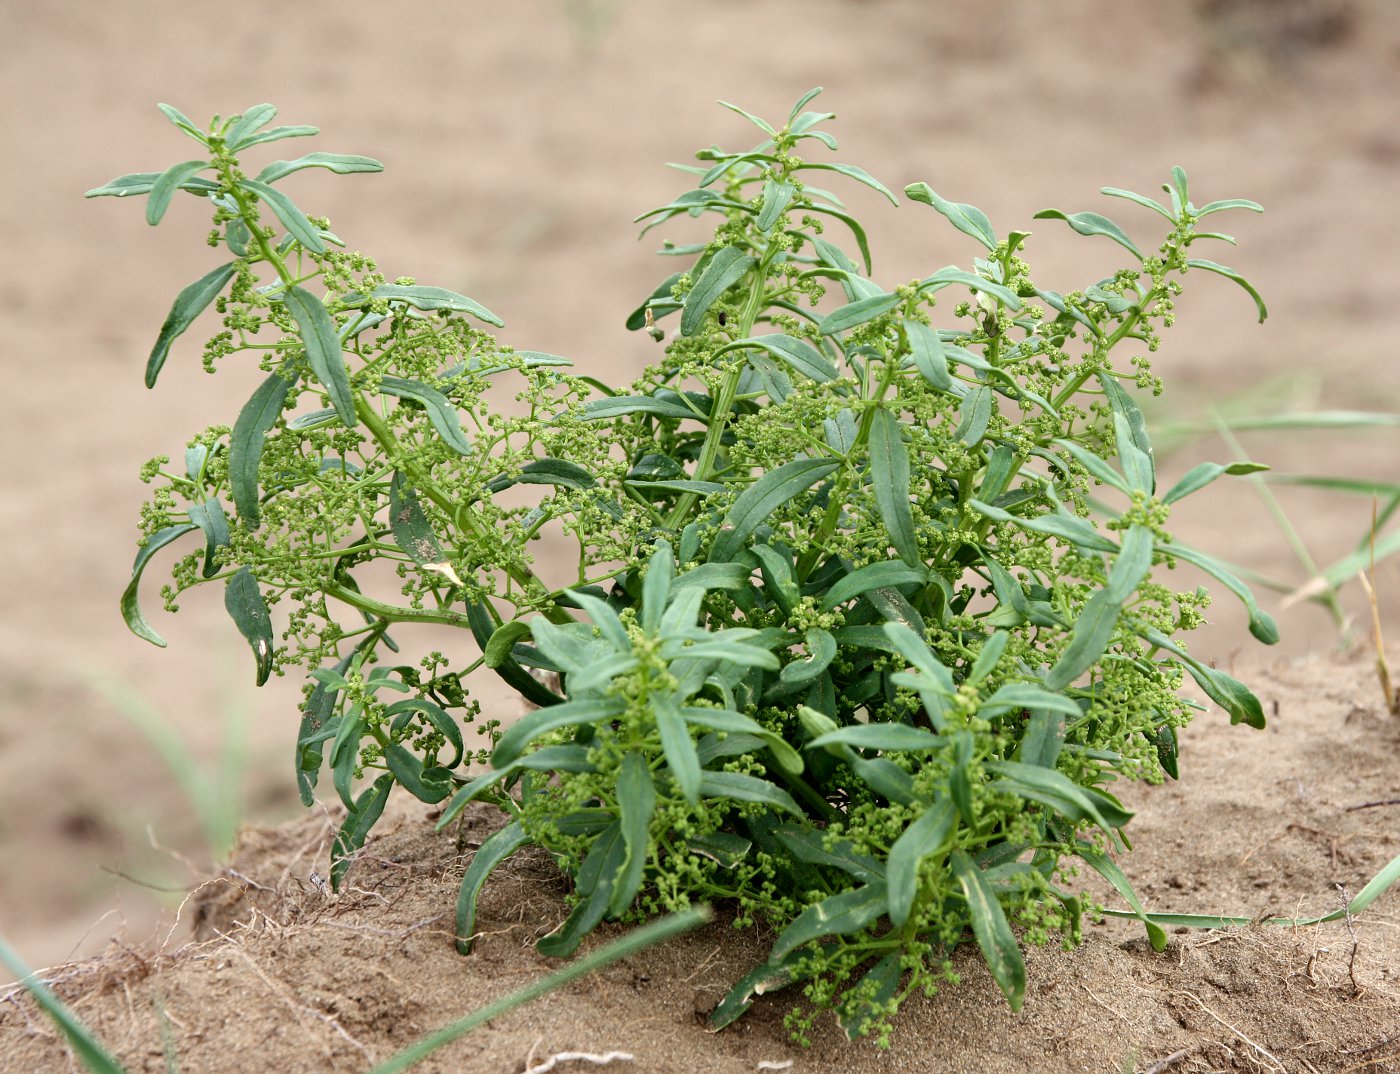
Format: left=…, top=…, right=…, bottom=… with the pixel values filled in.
left=1173, top=991, right=1286, bottom=1072
left=756, top=1062, right=795, bottom=1072
left=522, top=1050, right=635, bottom=1074
left=1336, top=883, right=1363, bottom=996
left=1344, top=798, right=1400, bottom=812
left=1141, top=1046, right=1192, bottom=1074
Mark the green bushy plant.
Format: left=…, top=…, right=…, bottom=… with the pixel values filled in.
left=92, top=90, right=1277, bottom=1041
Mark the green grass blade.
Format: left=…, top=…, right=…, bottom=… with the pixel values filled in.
left=366, top=906, right=711, bottom=1074
left=0, top=936, right=129, bottom=1074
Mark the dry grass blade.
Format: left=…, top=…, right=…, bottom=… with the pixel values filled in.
left=1356, top=498, right=1398, bottom=715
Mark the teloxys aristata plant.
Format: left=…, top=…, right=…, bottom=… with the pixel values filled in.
left=92, top=90, right=1275, bottom=1042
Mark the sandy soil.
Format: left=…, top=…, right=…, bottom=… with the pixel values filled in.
left=2, top=0, right=1399, bottom=1070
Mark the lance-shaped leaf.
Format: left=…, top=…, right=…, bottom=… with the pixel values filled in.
left=230, top=124, right=319, bottom=151
left=1100, top=186, right=1175, bottom=223
left=1099, top=375, right=1154, bottom=494
left=255, top=152, right=384, bottom=184
left=868, top=408, right=921, bottom=566
left=146, top=160, right=210, bottom=226
left=145, top=262, right=237, bottom=387
left=225, top=566, right=274, bottom=686
left=985, top=760, right=1133, bottom=831
left=951, top=849, right=1026, bottom=1010
left=611, top=752, right=657, bottom=916
left=1162, top=460, right=1268, bottom=504
left=121, top=523, right=199, bottom=646
left=230, top=368, right=296, bottom=528
left=1078, top=846, right=1167, bottom=952
left=807, top=202, right=873, bottom=273
left=807, top=723, right=941, bottom=752
left=453, top=820, right=528, bottom=954
left=378, top=376, right=471, bottom=454
left=239, top=178, right=325, bottom=253
left=709, top=458, right=839, bottom=562
left=772, top=881, right=890, bottom=960
left=709, top=944, right=839, bottom=1030
left=187, top=498, right=230, bottom=578
left=756, top=177, right=796, bottom=232
left=282, top=285, right=356, bottom=426
left=919, top=266, right=1021, bottom=309
left=1139, top=626, right=1266, bottom=728
left=887, top=799, right=955, bottom=926
left=717, top=333, right=838, bottom=383
left=820, top=560, right=926, bottom=611
left=905, top=184, right=997, bottom=250
left=838, top=954, right=904, bottom=1041
left=330, top=773, right=394, bottom=891
left=492, top=697, right=625, bottom=766
left=384, top=743, right=452, bottom=804
left=795, top=161, right=898, bottom=205
left=1045, top=587, right=1121, bottom=691
left=681, top=246, right=755, bottom=336
left=223, top=103, right=277, bottom=150
left=819, top=292, right=901, bottom=335
left=904, top=320, right=952, bottom=391
left=1160, top=541, right=1278, bottom=644
left=969, top=499, right=1119, bottom=554
left=581, top=394, right=708, bottom=422
left=389, top=472, right=443, bottom=565
left=698, top=770, right=800, bottom=815
left=86, top=171, right=215, bottom=199
left=956, top=385, right=994, bottom=447
left=1032, top=208, right=1141, bottom=259
left=1185, top=258, right=1268, bottom=323
left=345, top=283, right=503, bottom=327
left=537, top=822, right=626, bottom=957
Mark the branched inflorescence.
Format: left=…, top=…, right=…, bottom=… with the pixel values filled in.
left=95, top=90, right=1275, bottom=1042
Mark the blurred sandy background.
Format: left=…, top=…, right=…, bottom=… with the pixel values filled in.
left=2, top=0, right=1397, bottom=971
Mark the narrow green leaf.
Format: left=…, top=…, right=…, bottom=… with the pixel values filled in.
left=1196, top=197, right=1264, bottom=218
left=681, top=246, right=755, bottom=336
left=887, top=799, right=955, bottom=926
left=255, top=152, right=383, bottom=184
left=1099, top=375, right=1155, bottom=494
left=956, top=385, right=994, bottom=447
left=378, top=376, right=472, bottom=454
left=986, top=760, right=1134, bottom=830
left=869, top=408, right=920, bottom=566
left=1162, top=541, right=1278, bottom=644
left=157, top=103, right=204, bottom=141
left=640, top=540, right=674, bottom=636
left=239, top=177, right=325, bottom=253
left=492, top=698, right=624, bottom=766
left=389, top=472, right=443, bottom=565
left=1099, top=186, right=1175, bottom=223
left=808, top=724, right=942, bottom=752
left=145, top=262, right=237, bottom=388
left=775, top=826, right=885, bottom=880
left=757, top=177, right=796, bottom=232
left=951, top=849, right=1026, bottom=1010
left=385, top=697, right=463, bottom=769
left=1078, top=846, right=1167, bottom=951
left=970, top=499, right=1119, bottom=554
left=453, top=820, right=528, bottom=954
left=773, top=881, right=889, bottom=959
left=904, top=320, right=952, bottom=391
left=807, top=202, right=874, bottom=273
left=384, top=743, right=452, bottom=803
left=625, top=272, right=685, bottom=331
left=778, top=628, right=838, bottom=686
left=796, top=162, right=897, bottom=205
left=231, top=369, right=295, bottom=529
left=717, top=98, right=777, bottom=135
left=708, top=944, right=836, bottom=1030
left=581, top=395, right=707, bottom=422
left=819, top=292, right=901, bottom=335
left=656, top=694, right=700, bottom=805
left=698, top=770, right=800, bottom=814
left=187, top=498, right=230, bottom=578
left=719, top=333, right=839, bottom=383
left=121, top=523, right=198, bottom=646
left=905, top=184, right=996, bottom=250
left=538, top=822, right=626, bottom=957
left=331, top=772, right=393, bottom=890
left=820, top=560, right=926, bottom=612
left=283, top=285, right=356, bottom=426
left=1045, top=588, right=1121, bottom=691
left=1032, top=208, right=1141, bottom=259
left=920, top=266, right=1022, bottom=310
left=1185, top=258, right=1268, bottom=323
left=232, top=124, right=319, bottom=151
left=1051, top=439, right=1130, bottom=494
left=980, top=684, right=1081, bottom=720
left=612, top=752, right=657, bottom=915
left=709, top=458, right=839, bottom=562
left=348, top=283, right=504, bottom=327
left=1104, top=525, right=1154, bottom=604
left=224, top=566, right=274, bottom=686
left=223, top=104, right=277, bottom=149
left=838, top=954, right=904, bottom=1041
left=146, top=160, right=210, bottom=226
